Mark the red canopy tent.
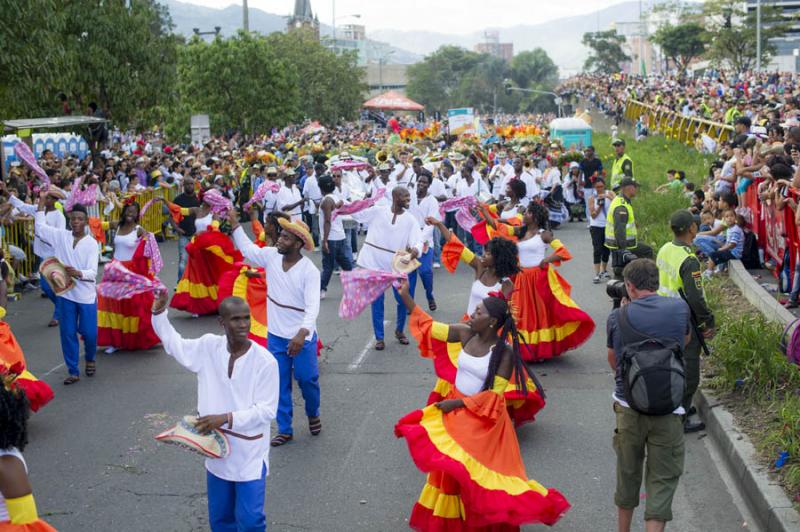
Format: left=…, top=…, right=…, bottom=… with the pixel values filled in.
left=362, top=91, right=424, bottom=112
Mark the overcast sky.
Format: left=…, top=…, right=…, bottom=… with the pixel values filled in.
left=184, top=0, right=630, bottom=34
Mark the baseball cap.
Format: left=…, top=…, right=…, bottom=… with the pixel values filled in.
left=670, top=209, right=695, bottom=233
left=619, top=177, right=640, bottom=188
left=612, top=138, right=626, bottom=146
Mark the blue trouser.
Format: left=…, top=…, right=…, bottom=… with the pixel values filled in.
left=408, top=248, right=434, bottom=302
left=693, top=235, right=722, bottom=256
left=57, top=297, right=97, bottom=376
left=371, top=286, right=405, bottom=340
left=40, top=275, right=60, bottom=321
left=177, top=234, right=191, bottom=283
left=268, top=333, right=320, bottom=436
left=320, top=239, right=353, bottom=291
left=432, top=227, right=442, bottom=264
left=207, top=464, right=267, bottom=532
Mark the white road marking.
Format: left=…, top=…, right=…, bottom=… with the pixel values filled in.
left=348, top=320, right=389, bottom=370
left=43, top=363, right=65, bottom=376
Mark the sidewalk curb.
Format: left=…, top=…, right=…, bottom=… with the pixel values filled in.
left=698, top=259, right=800, bottom=532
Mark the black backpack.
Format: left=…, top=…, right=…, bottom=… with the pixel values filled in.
left=618, top=307, right=686, bottom=416
left=740, top=230, right=761, bottom=270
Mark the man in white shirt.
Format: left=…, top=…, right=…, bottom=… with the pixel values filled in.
left=229, top=212, right=322, bottom=448
left=34, top=197, right=98, bottom=385
left=389, top=150, right=414, bottom=189
left=275, top=169, right=304, bottom=222
left=489, top=151, right=513, bottom=199
left=151, top=294, right=279, bottom=532
left=351, top=187, right=422, bottom=350
left=505, top=158, right=540, bottom=202
left=10, top=189, right=65, bottom=327
left=407, top=173, right=439, bottom=310
left=301, top=165, right=322, bottom=247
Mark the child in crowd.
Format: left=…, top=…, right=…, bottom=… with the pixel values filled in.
left=698, top=210, right=715, bottom=233
left=704, top=210, right=745, bottom=277
left=655, top=169, right=685, bottom=193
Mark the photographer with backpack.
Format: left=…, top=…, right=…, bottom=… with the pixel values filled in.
left=607, top=259, right=691, bottom=532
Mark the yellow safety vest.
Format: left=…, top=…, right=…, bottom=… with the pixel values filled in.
left=604, top=195, right=636, bottom=250
left=656, top=242, right=695, bottom=298
left=611, top=154, right=633, bottom=190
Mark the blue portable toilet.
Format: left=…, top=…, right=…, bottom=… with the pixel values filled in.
left=549, top=117, right=592, bottom=150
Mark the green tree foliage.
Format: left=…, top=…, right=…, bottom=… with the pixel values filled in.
left=702, top=0, right=791, bottom=72
left=407, top=46, right=558, bottom=114
left=652, top=23, right=707, bottom=75
left=582, top=30, right=630, bottom=74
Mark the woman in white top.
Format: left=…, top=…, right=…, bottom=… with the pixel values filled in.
left=588, top=177, right=614, bottom=283
left=483, top=203, right=595, bottom=362
left=97, top=201, right=161, bottom=353
left=395, top=280, right=569, bottom=529
left=426, top=218, right=518, bottom=318
left=494, top=179, right=528, bottom=221
left=0, top=383, right=57, bottom=531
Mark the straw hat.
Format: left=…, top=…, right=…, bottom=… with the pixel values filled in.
left=392, top=250, right=421, bottom=275
left=155, top=415, right=230, bottom=459
left=278, top=218, right=314, bottom=251
left=38, top=257, right=75, bottom=296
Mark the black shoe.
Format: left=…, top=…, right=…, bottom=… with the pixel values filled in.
left=687, top=406, right=697, bottom=417
left=684, top=419, right=705, bottom=433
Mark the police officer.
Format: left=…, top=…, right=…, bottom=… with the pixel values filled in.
left=605, top=176, right=653, bottom=277
left=657, top=209, right=716, bottom=433
left=610, top=138, right=634, bottom=191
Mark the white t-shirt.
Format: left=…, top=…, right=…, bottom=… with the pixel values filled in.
left=351, top=206, right=423, bottom=272
left=276, top=184, right=303, bottom=221
left=302, top=174, right=322, bottom=215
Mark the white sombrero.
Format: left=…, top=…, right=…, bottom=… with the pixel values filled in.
left=155, top=415, right=230, bottom=459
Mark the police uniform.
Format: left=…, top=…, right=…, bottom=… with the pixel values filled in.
left=610, top=139, right=634, bottom=191
left=657, top=210, right=715, bottom=431
left=605, top=177, right=653, bottom=276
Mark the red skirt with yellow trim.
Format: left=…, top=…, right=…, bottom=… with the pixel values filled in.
left=170, top=230, right=243, bottom=316
left=395, top=388, right=570, bottom=530
left=217, top=265, right=268, bottom=347
left=513, top=266, right=594, bottom=362
left=0, top=322, right=54, bottom=412
left=98, top=241, right=160, bottom=351
left=409, top=307, right=544, bottom=427
left=0, top=519, right=57, bottom=531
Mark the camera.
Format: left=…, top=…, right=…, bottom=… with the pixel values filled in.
left=611, top=249, right=636, bottom=276
left=606, top=279, right=628, bottom=309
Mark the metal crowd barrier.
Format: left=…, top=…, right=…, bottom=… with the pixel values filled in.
left=624, top=99, right=734, bottom=146
left=2, top=187, right=178, bottom=281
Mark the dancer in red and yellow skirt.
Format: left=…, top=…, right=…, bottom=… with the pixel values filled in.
left=217, top=264, right=267, bottom=347
left=395, top=280, right=569, bottom=530
left=97, top=201, right=161, bottom=352
left=475, top=203, right=595, bottom=362
left=169, top=198, right=243, bottom=316
left=0, top=311, right=53, bottom=413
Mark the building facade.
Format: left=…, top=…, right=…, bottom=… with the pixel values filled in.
left=474, top=30, right=514, bottom=62
left=745, top=0, right=800, bottom=72
left=288, top=0, right=320, bottom=39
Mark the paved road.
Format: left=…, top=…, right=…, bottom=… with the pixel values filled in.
left=10, top=222, right=749, bottom=531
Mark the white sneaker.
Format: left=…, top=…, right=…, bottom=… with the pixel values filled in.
left=601, top=271, right=611, bottom=280
left=433, top=262, right=442, bottom=269
left=592, top=274, right=601, bottom=284
left=104, top=346, right=117, bottom=354
left=320, top=290, right=327, bottom=300
left=192, top=313, right=200, bottom=319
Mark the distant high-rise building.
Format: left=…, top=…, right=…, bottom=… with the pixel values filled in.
left=474, top=30, right=514, bottom=62
left=288, top=0, right=320, bottom=40
left=745, top=0, right=800, bottom=72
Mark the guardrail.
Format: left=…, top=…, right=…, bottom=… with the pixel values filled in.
left=2, top=187, right=178, bottom=281
left=624, top=99, right=735, bottom=146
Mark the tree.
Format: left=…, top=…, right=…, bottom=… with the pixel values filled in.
left=406, top=46, right=483, bottom=113
left=510, top=49, right=559, bottom=113
left=652, top=23, right=707, bottom=75
left=702, top=0, right=791, bottom=71
left=171, top=32, right=300, bottom=139
left=582, top=30, right=630, bottom=74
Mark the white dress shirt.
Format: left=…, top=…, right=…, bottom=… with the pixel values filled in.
left=152, top=312, right=279, bottom=482
left=352, top=206, right=423, bottom=272
left=301, top=174, right=322, bottom=215
left=10, top=197, right=65, bottom=259
left=275, top=184, right=303, bottom=221
left=34, top=210, right=98, bottom=304
left=232, top=228, right=320, bottom=339
left=409, top=194, right=440, bottom=250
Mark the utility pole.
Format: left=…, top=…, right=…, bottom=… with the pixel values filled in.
left=639, top=0, right=645, bottom=76
left=756, top=0, right=762, bottom=71
left=243, top=0, right=249, bottom=32
left=332, top=0, right=337, bottom=53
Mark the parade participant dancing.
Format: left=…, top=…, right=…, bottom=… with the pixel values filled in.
left=167, top=191, right=243, bottom=316
left=482, top=203, right=595, bottom=362
left=350, top=187, right=422, bottom=350
left=35, top=192, right=98, bottom=385
left=319, top=175, right=353, bottom=300
left=0, top=373, right=57, bottom=531
left=407, top=174, right=439, bottom=311
left=229, top=210, right=322, bottom=447
left=97, top=201, right=161, bottom=353
left=152, top=293, right=279, bottom=532
left=394, top=280, right=570, bottom=530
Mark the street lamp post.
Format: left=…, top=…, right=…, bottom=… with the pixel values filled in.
left=756, top=0, right=762, bottom=71
left=503, top=80, right=563, bottom=117
left=331, top=8, right=361, bottom=53
left=243, top=0, right=249, bottom=32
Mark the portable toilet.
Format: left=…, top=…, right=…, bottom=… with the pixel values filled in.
left=549, top=117, right=592, bottom=150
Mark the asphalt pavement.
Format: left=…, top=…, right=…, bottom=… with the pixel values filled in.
left=9, top=222, right=751, bottom=531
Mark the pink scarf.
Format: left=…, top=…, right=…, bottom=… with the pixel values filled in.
left=332, top=188, right=386, bottom=221
left=142, top=233, right=163, bottom=276
left=338, top=268, right=406, bottom=320
left=202, top=189, right=233, bottom=217
left=65, top=177, right=99, bottom=210
left=138, top=197, right=160, bottom=221
left=244, top=180, right=281, bottom=211
left=97, top=260, right=166, bottom=299
left=13, top=142, right=49, bottom=185
left=438, top=195, right=480, bottom=232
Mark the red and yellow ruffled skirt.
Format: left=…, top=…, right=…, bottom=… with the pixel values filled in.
left=98, top=241, right=160, bottom=351
left=395, top=388, right=570, bottom=530
left=409, top=307, right=544, bottom=427
left=170, top=230, right=243, bottom=316
left=0, top=322, right=53, bottom=413
left=0, top=519, right=57, bottom=531
left=513, top=266, right=595, bottom=362
left=217, top=265, right=268, bottom=347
